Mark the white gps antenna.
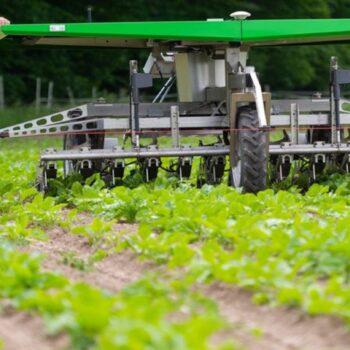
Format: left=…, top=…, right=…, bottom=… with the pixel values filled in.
left=230, top=11, right=251, bottom=20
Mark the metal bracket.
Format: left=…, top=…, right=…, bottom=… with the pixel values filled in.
left=129, top=60, right=153, bottom=146
left=245, top=67, right=268, bottom=128
left=341, top=154, right=350, bottom=173
left=153, top=75, right=176, bottom=103
left=177, top=157, right=192, bottom=180
left=81, top=159, right=92, bottom=168
left=211, top=155, right=226, bottom=183
left=329, top=56, right=350, bottom=145
left=311, top=153, right=326, bottom=180
left=290, top=103, right=299, bottom=144
left=276, top=154, right=293, bottom=181
left=170, top=105, right=180, bottom=147
left=141, top=157, right=160, bottom=182
left=111, top=159, right=125, bottom=184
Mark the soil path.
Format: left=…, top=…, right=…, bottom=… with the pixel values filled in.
left=27, top=223, right=150, bottom=293
left=0, top=308, right=69, bottom=350
left=0, top=217, right=149, bottom=350
left=206, top=282, right=350, bottom=350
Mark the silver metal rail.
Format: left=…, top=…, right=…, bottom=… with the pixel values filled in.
left=40, top=142, right=350, bottom=161
left=269, top=143, right=350, bottom=155
left=6, top=113, right=350, bottom=139
left=2, top=99, right=350, bottom=139
left=40, top=145, right=230, bottom=161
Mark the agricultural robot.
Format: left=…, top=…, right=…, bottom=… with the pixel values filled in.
left=1, top=12, right=350, bottom=192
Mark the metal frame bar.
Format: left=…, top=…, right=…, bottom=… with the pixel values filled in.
left=269, top=143, right=350, bottom=155
left=0, top=104, right=88, bottom=136
left=41, top=145, right=229, bottom=161
left=40, top=142, right=350, bottom=162
left=245, top=68, right=268, bottom=127
left=4, top=96, right=350, bottom=139
left=6, top=112, right=350, bottom=139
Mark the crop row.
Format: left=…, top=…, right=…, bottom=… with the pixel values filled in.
left=64, top=175, right=350, bottom=321
left=56, top=155, right=350, bottom=323
left=1, top=242, right=234, bottom=349
left=0, top=139, right=235, bottom=350
left=3, top=138, right=350, bottom=348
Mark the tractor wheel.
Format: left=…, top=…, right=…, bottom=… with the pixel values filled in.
left=229, top=106, right=268, bottom=193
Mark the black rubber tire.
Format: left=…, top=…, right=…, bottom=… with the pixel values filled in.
left=229, top=106, right=268, bottom=193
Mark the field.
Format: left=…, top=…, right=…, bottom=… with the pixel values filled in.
left=2, top=132, right=350, bottom=350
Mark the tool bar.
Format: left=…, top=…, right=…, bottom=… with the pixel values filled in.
left=40, top=142, right=350, bottom=161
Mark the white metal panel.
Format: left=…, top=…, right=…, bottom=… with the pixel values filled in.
left=175, top=52, right=225, bottom=102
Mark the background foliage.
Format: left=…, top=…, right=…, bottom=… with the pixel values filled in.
left=1, top=0, right=350, bottom=104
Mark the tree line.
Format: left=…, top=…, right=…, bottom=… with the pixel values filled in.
left=0, top=0, right=349, bottom=104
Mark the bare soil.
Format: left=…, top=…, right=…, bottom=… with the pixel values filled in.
left=206, top=282, right=350, bottom=350
left=0, top=307, right=69, bottom=350
left=27, top=223, right=149, bottom=293
left=2, top=213, right=350, bottom=350
left=0, top=216, right=149, bottom=350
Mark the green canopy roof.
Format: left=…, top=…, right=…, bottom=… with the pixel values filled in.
left=1, top=19, right=350, bottom=47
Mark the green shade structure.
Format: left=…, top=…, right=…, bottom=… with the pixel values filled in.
left=1, top=18, right=350, bottom=47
